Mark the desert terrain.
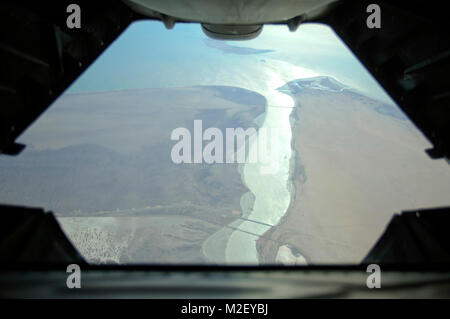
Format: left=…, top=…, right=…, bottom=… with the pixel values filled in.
left=257, top=78, right=450, bottom=264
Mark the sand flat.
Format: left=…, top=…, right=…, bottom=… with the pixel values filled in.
left=258, top=89, right=450, bottom=264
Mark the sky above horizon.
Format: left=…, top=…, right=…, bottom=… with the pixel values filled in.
left=66, top=21, right=394, bottom=104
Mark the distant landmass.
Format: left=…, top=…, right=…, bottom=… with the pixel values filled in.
left=280, top=76, right=350, bottom=93
left=279, top=76, right=408, bottom=120
left=204, top=38, right=275, bottom=55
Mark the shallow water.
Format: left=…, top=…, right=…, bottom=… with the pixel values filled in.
left=225, top=63, right=308, bottom=264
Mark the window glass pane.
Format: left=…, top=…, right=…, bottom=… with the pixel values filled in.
left=1, top=21, right=449, bottom=265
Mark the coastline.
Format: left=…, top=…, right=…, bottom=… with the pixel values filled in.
left=210, top=76, right=450, bottom=265
left=201, top=101, right=267, bottom=264
left=256, top=92, right=309, bottom=264
left=202, top=75, right=312, bottom=265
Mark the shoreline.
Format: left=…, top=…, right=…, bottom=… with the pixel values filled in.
left=201, top=98, right=268, bottom=264
left=256, top=92, right=309, bottom=264
left=202, top=79, right=308, bottom=265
